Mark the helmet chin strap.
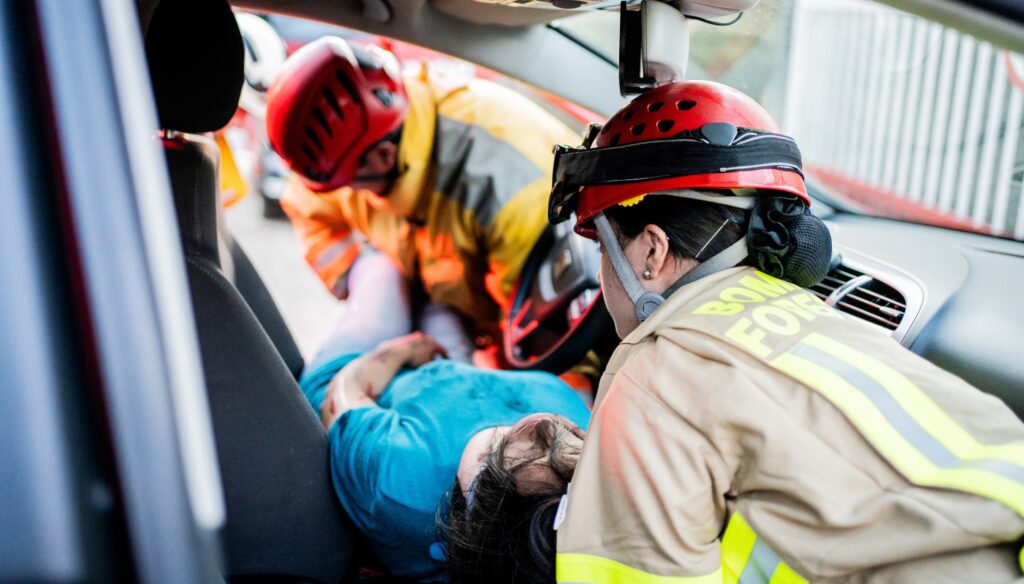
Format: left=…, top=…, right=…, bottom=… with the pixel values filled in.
left=594, top=214, right=665, bottom=323
left=594, top=212, right=750, bottom=324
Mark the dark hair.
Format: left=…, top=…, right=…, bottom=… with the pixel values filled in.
left=604, top=190, right=833, bottom=287
left=438, top=419, right=580, bottom=584
left=604, top=192, right=751, bottom=263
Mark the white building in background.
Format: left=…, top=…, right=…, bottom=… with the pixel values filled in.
left=783, top=0, right=1024, bottom=238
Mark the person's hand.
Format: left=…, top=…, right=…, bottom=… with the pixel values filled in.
left=319, top=366, right=378, bottom=430
left=381, top=332, right=448, bottom=369
left=320, top=376, right=351, bottom=430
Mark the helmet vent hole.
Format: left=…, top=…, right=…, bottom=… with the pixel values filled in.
left=310, top=106, right=333, bottom=137
left=657, top=120, right=675, bottom=133
left=630, top=123, right=646, bottom=137
left=335, top=70, right=362, bottom=105
left=609, top=133, right=621, bottom=146
left=322, top=87, right=345, bottom=119
left=305, top=127, right=325, bottom=152
left=677, top=100, right=697, bottom=111
left=623, top=110, right=635, bottom=121
left=373, top=88, right=395, bottom=107
left=648, top=102, right=664, bottom=113
left=301, top=145, right=317, bottom=162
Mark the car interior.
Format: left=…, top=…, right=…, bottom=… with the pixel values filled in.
left=2, top=0, right=1020, bottom=580
left=145, top=0, right=355, bottom=581
left=133, top=0, right=1024, bottom=580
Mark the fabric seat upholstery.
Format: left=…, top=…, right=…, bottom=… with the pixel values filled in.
left=164, top=136, right=304, bottom=377
left=144, top=0, right=354, bottom=580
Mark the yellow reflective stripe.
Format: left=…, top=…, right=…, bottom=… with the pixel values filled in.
left=555, top=554, right=722, bottom=584
left=312, top=237, right=359, bottom=271
left=722, top=513, right=807, bottom=584
left=768, top=562, right=807, bottom=584
left=722, top=513, right=758, bottom=584
left=803, top=334, right=1024, bottom=468
left=771, top=333, right=1024, bottom=517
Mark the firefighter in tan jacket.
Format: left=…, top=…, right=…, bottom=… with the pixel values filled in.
left=546, top=81, right=1024, bottom=583
left=265, top=37, right=579, bottom=346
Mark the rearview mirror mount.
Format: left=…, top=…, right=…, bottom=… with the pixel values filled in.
left=618, top=0, right=759, bottom=96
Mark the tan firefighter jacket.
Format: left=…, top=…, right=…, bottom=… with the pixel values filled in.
left=556, top=267, right=1024, bottom=583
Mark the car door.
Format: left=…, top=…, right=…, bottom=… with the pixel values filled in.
left=0, top=0, right=223, bottom=581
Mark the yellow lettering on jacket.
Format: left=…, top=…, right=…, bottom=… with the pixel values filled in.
left=771, top=297, right=817, bottom=321
left=720, top=287, right=767, bottom=304
left=693, top=300, right=745, bottom=317
left=692, top=273, right=846, bottom=358
left=739, top=272, right=800, bottom=298
left=725, top=318, right=772, bottom=359
left=752, top=305, right=802, bottom=335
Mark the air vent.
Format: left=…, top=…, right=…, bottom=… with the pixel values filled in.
left=809, top=265, right=906, bottom=331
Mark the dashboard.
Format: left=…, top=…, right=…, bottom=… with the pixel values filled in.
left=822, top=211, right=1024, bottom=418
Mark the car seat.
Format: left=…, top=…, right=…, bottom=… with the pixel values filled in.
left=144, top=0, right=353, bottom=580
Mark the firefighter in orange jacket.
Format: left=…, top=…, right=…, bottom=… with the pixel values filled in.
left=266, top=37, right=579, bottom=355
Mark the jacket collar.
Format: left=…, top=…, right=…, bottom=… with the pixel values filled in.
left=619, top=266, right=753, bottom=345
left=371, top=69, right=469, bottom=222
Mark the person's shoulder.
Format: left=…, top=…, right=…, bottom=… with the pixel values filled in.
left=605, top=331, right=762, bottom=419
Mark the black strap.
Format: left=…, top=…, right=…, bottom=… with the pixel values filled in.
left=552, top=129, right=803, bottom=197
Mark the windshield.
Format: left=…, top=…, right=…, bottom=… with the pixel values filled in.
left=557, top=0, right=1024, bottom=241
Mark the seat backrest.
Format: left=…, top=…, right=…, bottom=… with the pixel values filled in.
left=163, top=135, right=305, bottom=377
left=226, top=232, right=305, bottom=379
left=145, top=0, right=353, bottom=580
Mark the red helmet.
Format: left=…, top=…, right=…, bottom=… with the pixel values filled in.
left=265, top=37, right=408, bottom=192
left=550, top=81, right=808, bottom=238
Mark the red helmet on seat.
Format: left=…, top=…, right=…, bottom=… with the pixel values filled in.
left=550, top=81, right=809, bottom=239
left=266, top=37, right=408, bottom=193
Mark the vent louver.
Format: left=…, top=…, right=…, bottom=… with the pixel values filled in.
left=808, top=265, right=906, bottom=331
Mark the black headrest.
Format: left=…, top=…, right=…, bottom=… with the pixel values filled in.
left=145, top=0, right=244, bottom=133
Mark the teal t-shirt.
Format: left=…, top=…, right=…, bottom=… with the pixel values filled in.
left=299, top=354, right=591, bottom=582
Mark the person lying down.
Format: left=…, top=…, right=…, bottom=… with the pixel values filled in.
left=297, top=255, right=590, bottom=582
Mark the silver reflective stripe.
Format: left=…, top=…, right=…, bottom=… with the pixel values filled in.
left=313, top=237, right=356, bottom=271
left=433, top=116, right=543, bottom=227
left=738, top=539, right=782, bottom=584
left=791, top=343, right=1024, bottom=485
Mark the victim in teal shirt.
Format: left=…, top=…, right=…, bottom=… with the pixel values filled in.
left=299, top=354, right=591, bottom=582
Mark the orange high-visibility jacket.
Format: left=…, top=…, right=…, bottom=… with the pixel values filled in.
left=282, top=72, right=579, bottom=336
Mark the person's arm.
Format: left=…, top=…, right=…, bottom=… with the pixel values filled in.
left=280, top=174, right=362, bottom=299
left=320, top=333, right=447, bottom=429
left=325, top=392, right=439, bottom=576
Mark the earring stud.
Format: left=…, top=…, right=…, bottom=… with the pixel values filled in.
left=642, top=268, right=652, bottom=280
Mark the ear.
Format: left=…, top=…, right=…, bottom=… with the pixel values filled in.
left=373, top=140, right=399, bottom=173
left=642, top=224, right=672, bottom=278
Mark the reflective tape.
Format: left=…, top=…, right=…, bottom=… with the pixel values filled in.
left=723, top=513, right=806, bottom=584
left=740, top=540, right=782, bottom=584
left=313, top=236, right=359, bottom=271
left=556, top=554, right=722, bottom=584
left=771, top=332, right=1024, bottom=516
left=434, top=116, right=543, bottom=227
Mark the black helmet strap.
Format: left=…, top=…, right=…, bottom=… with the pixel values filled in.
left=549, top=124, right=804, bottom=224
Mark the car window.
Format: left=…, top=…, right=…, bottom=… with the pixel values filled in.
left=556, top=0, right=1024, bottom=241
